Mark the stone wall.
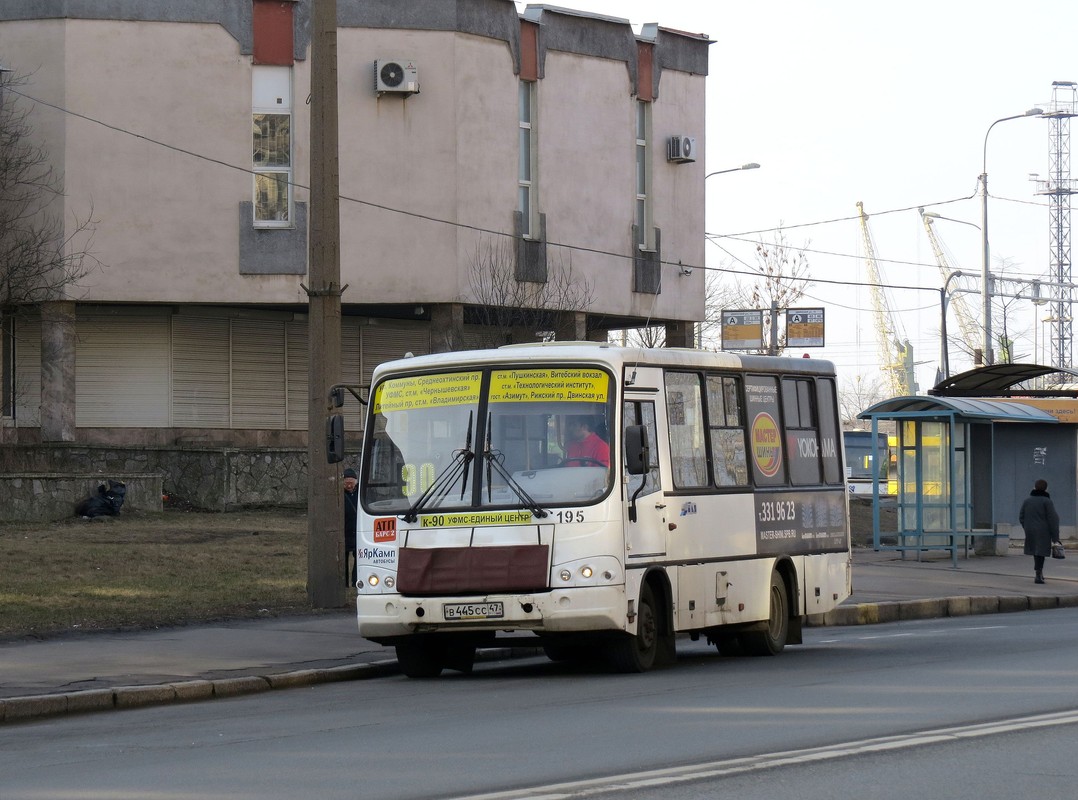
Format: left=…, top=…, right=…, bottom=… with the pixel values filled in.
left=0, top=444, right=348, bottom=521
left=2, top=473, right=163, bottom=523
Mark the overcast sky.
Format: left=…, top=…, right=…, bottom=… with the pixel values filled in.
left=526, top=0, right=1078, bottom=392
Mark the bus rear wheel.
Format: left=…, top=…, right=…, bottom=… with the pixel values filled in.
left=395, top=635, right=477, bottom=678
left=608, top=583, right=659, bottom=672
left=741, top=571, right=789, bottom=656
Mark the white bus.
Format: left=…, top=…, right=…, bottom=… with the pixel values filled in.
left=354, top=342, right=851, bottom=677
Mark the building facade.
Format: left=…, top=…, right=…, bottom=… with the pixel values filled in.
left=0, top=0, right=709, bottom=459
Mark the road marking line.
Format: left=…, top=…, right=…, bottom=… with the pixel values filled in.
left=447, top=709, right=1078, bottom=800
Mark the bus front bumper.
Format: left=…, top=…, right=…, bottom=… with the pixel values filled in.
left=356, top=585, right=627, bottom=640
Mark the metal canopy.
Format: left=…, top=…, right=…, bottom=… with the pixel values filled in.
left=930, top=363, right=1078, bottom=397
left=858, top=395, right=1059, bottom=423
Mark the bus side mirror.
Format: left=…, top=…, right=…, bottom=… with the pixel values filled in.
left=624, top=425, right=648, bottom=475
left=326, top=414, right=345, bottom=463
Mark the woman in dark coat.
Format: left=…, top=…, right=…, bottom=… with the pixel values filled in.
left=1019, top=478, right=1060, bottom=584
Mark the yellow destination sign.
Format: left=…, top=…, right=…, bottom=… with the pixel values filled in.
left=489, top=369, right=609, bottom=403
left=373, top=372, right=481, bottom=413
left=420, top=510, right=534, bottom=527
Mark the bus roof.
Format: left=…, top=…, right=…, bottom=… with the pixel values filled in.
left=371, top=342, right=838, bottom=382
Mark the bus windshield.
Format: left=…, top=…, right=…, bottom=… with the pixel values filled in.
left=362, top=367, right=614, bottom=514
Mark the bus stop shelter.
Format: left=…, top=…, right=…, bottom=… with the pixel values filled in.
left=858, top=364, right=1078, bottom=567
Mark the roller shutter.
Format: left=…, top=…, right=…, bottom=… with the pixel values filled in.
left=286, top=321, right=307, bottom=430
left=361, top=322, right=431, bottom=386
left=13, top=313, right=41, bottom=427
left=231, top=318, right=286, bottom=429
left=172, top=315, right=230, bottom=427
left=76, top=312, right=170, bottom=427
left=341, top=318, right=363, bottom=431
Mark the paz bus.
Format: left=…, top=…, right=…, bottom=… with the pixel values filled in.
left=353, top=342, right=851, bottom=677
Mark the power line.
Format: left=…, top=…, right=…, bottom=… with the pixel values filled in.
left=712, top=192, right=977, bottom=239
left=10, top=86, right=974, bottom=303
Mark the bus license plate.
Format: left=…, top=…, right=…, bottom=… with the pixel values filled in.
left=443, top=602, right=504, bottom=621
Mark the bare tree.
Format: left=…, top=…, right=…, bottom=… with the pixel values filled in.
left=1, top=70, right=97, bottom=426
left=840, top=374, right=886, bottom=428
left=744, top=228, right=813, bottom=355
left=699, top=267, right=748, bottom=350
left=615, top=267, right=743, bottom=350
left=618, top=324, right=665, bottom=348
left=0, top=71, right=96, bottom=312
left=466, top=236, right=595, bottom=349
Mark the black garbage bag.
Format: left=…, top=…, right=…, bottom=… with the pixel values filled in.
left=75, top=480, right=127, bottom=518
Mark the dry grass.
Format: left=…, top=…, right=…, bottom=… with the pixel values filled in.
left=0, top=508, right=332, bottom=639
left=0, top=499, right=885, bottom=640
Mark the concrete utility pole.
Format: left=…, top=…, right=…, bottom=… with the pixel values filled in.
left=306, top=0, right=345, bottom=608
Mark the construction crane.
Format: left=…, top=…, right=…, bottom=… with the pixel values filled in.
left=918, top=208, right=982, bottom=362
left=856, top=202, right=916, bottom=396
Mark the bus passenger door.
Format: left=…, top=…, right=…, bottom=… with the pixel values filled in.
left=623, top=398, right=667, bottom=560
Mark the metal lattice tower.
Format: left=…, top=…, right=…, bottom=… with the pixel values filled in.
left=1034, top=82, right=1078, bottom=369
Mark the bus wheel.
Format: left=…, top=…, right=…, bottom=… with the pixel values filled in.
left=710, top=632, right=744, bottom=657
left=609, top=583, right=659, bottom=672
left=395, top=636, right=445, bottom=678
left=742, top=571, right=789, bottom=657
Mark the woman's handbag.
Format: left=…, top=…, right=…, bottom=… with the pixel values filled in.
left=1051, top=542, right=1066, bottom=560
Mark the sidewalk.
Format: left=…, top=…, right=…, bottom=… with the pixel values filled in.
left=3, top=545, right=1077, bottom=723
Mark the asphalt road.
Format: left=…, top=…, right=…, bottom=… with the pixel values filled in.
left=3, top=609, right=1078, bottom=800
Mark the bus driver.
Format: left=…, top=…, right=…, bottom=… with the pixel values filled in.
left=563, top=416, right=610, bottom=468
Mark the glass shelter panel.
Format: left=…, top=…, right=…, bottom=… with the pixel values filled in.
left=920, top=421, right=950, bottom=532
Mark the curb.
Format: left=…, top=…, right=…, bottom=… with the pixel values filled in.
left=0, top=659, right=400, bottom=726
left=6, top=596, right=1078, bottom=724
left=805, top=592, right=1078, bottom=627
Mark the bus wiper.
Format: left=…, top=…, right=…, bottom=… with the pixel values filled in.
left=401, top=412, right=474, bottom=523
left=484, top=418, right=548, bottom=519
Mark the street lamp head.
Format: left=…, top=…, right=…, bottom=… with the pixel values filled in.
left=705, top=162, right=761, bottom=180
left=1025, top=107, right=1044, bottom=116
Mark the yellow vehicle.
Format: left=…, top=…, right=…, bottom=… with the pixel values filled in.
left=842, top=430, right=892, bottom=497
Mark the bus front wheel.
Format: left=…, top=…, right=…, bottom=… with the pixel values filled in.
left=741, top=571, right=789, bottom=656
left=608, top=583, right=659, bottom=672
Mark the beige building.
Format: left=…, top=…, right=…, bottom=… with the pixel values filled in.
left=0, top=1, right=709, bottom=458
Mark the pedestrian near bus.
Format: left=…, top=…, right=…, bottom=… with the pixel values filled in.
left=343, top=467, right=359, bottom=586
left=1019, top=478, right=1060, bottom=584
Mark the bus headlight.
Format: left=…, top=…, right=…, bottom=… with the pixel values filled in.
left=554, top=557, right=621, bottom=587
left=368, top=574, right=380, bottom=587
left=384, top=575, right=395, bottom=589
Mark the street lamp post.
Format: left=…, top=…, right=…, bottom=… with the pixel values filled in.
left=702, top=162, right=760, bottom=347
left=980, top=108, right=1042, bottom=365
left=939, top=270, right=973, bottom=380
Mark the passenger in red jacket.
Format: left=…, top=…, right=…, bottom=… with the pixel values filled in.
left=564, top=416, right=610, bottom=467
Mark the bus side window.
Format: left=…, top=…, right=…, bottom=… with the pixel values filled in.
left=782, top=376, right=822, bottom=485
left=706, top=374, right=749, bottom=487
left=623, top=400, right=660, bottom=497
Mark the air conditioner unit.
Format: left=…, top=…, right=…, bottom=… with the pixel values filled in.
left=667, top=135, right=696, bottom=163
left=374, top=59, right=420, bottom=94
